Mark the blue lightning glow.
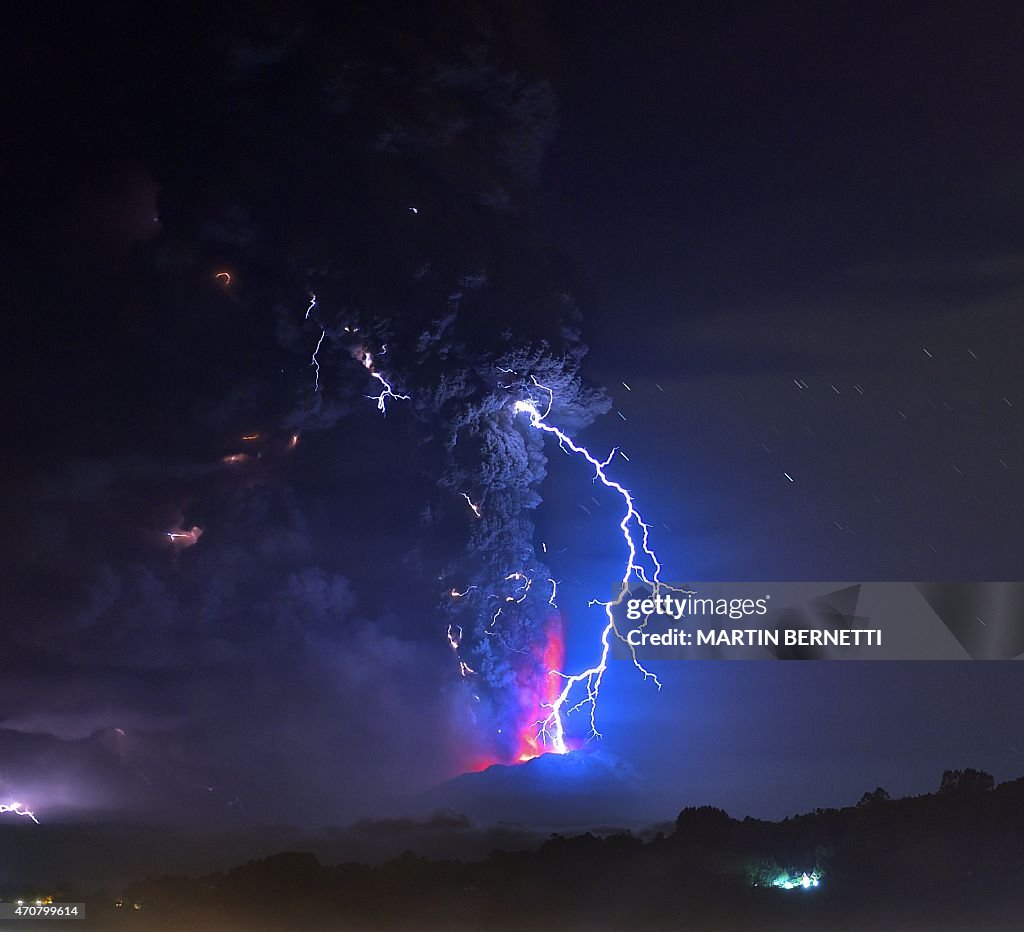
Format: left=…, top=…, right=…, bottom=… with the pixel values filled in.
left=513, top=376, right=670, bottom=753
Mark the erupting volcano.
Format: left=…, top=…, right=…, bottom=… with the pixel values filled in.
left=515, top=615, right=569, bottom=762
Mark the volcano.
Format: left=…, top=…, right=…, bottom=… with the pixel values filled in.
left=418, top=749, right=659, bottom=829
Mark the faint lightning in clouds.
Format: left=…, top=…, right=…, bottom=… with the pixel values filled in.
left=0, top=802, right=39, bottom=824
left=460, top=492, right=483, bottom=518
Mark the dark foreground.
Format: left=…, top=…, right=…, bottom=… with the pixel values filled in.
left=6, top=771, right=1024, bottom=931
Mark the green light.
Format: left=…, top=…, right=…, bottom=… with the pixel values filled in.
left=769, top=870, right=822, bottom=891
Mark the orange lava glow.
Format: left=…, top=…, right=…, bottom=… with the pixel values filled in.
left=512, top=614, right=568, bottom=763
left=464, top=614, right=573, bottom=773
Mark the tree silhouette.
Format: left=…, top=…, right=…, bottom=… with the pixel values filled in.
left=857, top=786, right=891, bottom=807
left=939, top=768, right=995, bottom=794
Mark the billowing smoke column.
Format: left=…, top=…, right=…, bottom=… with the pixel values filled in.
left=323, top=323, right=665, bottom=765
left=427, top=349, right=610, bottom=763
left=137, top=5, right=648, bottom=768
left=271, top=75, right=662, bottom=765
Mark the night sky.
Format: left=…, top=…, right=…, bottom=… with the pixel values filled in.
left=4, top=0, right=1024, bottom=856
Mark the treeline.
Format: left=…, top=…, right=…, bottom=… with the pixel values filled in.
left=83, top=771, right=1024, bottom=930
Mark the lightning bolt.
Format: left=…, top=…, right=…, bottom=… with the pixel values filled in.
left=547, top=577, right=559, bottom=607
left=513, top=376, right=669, bottom=753
left=367, top=371, right=410, bottom=414
left=311, top=329, right=326, bottom=392
left=358, top=347, right=410, bottom=415
left=448, top=624, right=478, bottom=679
left=0, top=802, right=39, bottom=824
left=165, top=527, right=202, bottom=547
left=460, top=493, right=483, bottom=518
left=505, top=572, right=532, bottom=602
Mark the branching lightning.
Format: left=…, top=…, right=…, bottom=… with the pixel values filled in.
left=512, top=376, right=670, bottom=754
left=358, top=347, right=410, bottom=415
left=301, top=288, right=409, bottom=407
left=368, top=371, right=410, bottom=414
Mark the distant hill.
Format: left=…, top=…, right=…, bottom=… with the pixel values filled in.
left=0, top=728, right=234, bottom=821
